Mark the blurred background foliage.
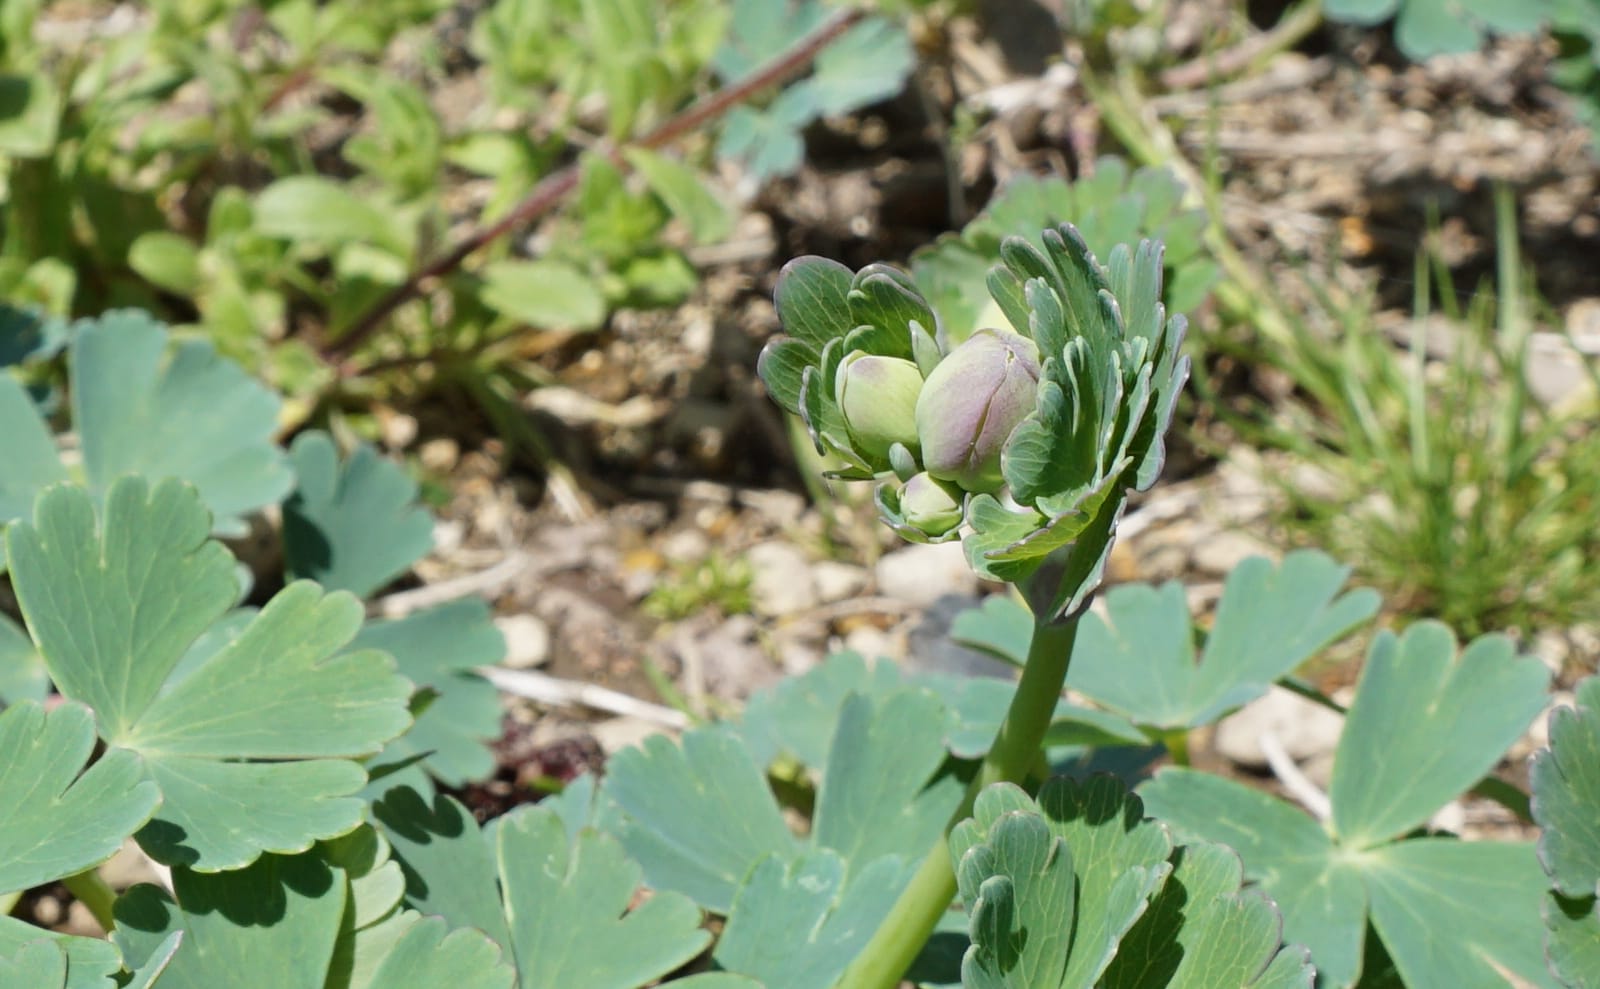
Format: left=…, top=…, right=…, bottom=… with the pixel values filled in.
left=2, top=0, right=1599, bottom=643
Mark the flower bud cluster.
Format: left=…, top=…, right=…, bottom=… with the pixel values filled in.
left=761, top=263, right=1043, bottom=542
left=758, top=229, right=1187, bottom=574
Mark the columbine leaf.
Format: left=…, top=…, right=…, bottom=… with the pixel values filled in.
left=715, top=851, right=909, bottom=989
left=1138, top=768, right=1363, bottom=985
left=1323, top=0, right=1550, bottom=59
left=7, top=478, right=413, bottom=870
left=1531, top=676, right=1600, bottom=985
left=1141, top=620, right=1558, bottom=988
left=911, top=160, right=1216, bottom=345
left=376, top=790, right=709, bottom=989
left=1533, top=676, right=1600, bottom=898
left=0, top=920, right=121, bottom=989
left=497, top=806, right=710, bottom=988
left=0, top=304, right=67, bottom=366
left=283, top=432, right=435, bottom=598
left=712, top=0, right=910, bottom=179
left=1067, top=551, right=1379, bottom=729
left=71, top=311, right=292, bottom=536
left=948, top=595, right=1034, bottom=668
left=362, top=916, right=514, bottom=989
left=1364, top=841, right=1558, bottom=989
left=0, top=701, right=159, bottom=894
left=372, top=790, right=514, bottom=948
left=963, top=226, right=1188, bottom=602
left=1331, top=622, right=1549, bottom=849
left=1546, top=888, right=1600, bottom=989
left=951, top=778, right=1173, bottom=989
left=812, top=690, right=964, bottom=868
left=0, top=373, right=67, bottom=524
left=120, top=932, right=182, bottom=989
left=0, top=939, right=68, bottom=989
left=603, top=727, right=798, bottom=912
left=352, top=599, right=505, bottom=792
left=1104, top=841, right=1314, bottom=989
left=113, top=852, right=347, bottom=988
left=0, top=612, right=46, bottom=704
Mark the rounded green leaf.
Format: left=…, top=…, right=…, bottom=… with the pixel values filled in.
left=283, top=432, right=435, bottom=599
left=128, top=233, right=202, bottom=296
left=1068, top=551, right=1379, bottom=729
left=716, top=851, right=911, bottom=989
left=1331, top=623, right=1550, bottom=849
left=623, top=148, right=733, bottom=245
left=253, top=176, right=406, bottom=253
left=0, top=919, right=120, bottom=989
left=0, top=373, right=67, bottom=525
left=377, top=791, right=711, bottom=988
left=480, top=259, right=606, bottom=331
left=352, top=600, right=505, bottom=792
left=1533, top=676, right=1600, bottom=899
left=7, top=478, right=413, bottom=871
left=0, top=701, right=159, bottom=894
left=113, top=852, right=347, bottom=987
left=951, top=778, right=1191, bottom=989
left=72, top=310, right=292, bottom=536
left=363, top=915, right=514, bottom=989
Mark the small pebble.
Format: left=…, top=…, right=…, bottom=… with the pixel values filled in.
left=1192, top=530, right=1277, bottom=577
left=875, top=542, right=978, bottom=609
left=748, top=542, right=818, bottom=617
left=496, top=615, right=551, bottom=669
left=1213, top=687, right=1344, bottom=769
left=811, top=561, right=870, bottom=603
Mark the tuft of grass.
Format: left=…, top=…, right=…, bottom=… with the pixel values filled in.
left=642, top=549, right=754, bottom=621
left=1229, top=187, right=1600, bottom=641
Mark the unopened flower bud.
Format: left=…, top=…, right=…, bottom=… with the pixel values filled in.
left=897, top=472, right=964, bottom=537
left=834, top=352, right=923, bottom=462
left=915, top=329, right=1040, bottom=493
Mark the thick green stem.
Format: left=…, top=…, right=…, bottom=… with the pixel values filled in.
left=62, top=869, right=117, bottom=932
left=835, top=617, right=1081, bottom=989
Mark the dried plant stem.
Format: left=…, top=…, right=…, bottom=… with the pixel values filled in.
left=835, top=617, right=1081, bottom=989
left=327, top=7, right=865, bottom=372
left=1159, top=0, right=1324, bottom=91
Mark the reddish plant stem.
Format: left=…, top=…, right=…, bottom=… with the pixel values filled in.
left=325, top=6, right=866, bottom=374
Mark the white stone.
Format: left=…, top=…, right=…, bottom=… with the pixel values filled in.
left=660, top=528, right=710, bottom=564
left=1429, top=800, right=1466, bottom=834
left=875, top=541, right=978, bottom=609
left=840, top=624, right=906, bottom=663
left=1192, top=530, right=1277, bottom=577
left=591, top=716, right=665, bottom=755
left=812, top=560, right=870, bottom=603
left=431, top=519, right=465, bottom=556
left=747, top=541, right=818, bottom=616
left=1213, top=686, right=1344, bottom=769
left=496, top=614, right=551, bottom=670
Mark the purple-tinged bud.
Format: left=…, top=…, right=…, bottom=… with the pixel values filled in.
left=915, top=328, right=1040, bottom=493
left=897, top=472, right=964, bottom=537
left=834, top=352, right=923, bottom=462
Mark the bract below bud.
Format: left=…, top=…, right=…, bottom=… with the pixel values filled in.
left=834, top=352, right=923, bottom=463
left=915, top=329, right=1040, bottom=493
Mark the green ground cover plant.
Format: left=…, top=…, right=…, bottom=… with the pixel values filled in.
left=0, top=0, right=912, bottom=401
left=0, top=218, right=1590, bottom=987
